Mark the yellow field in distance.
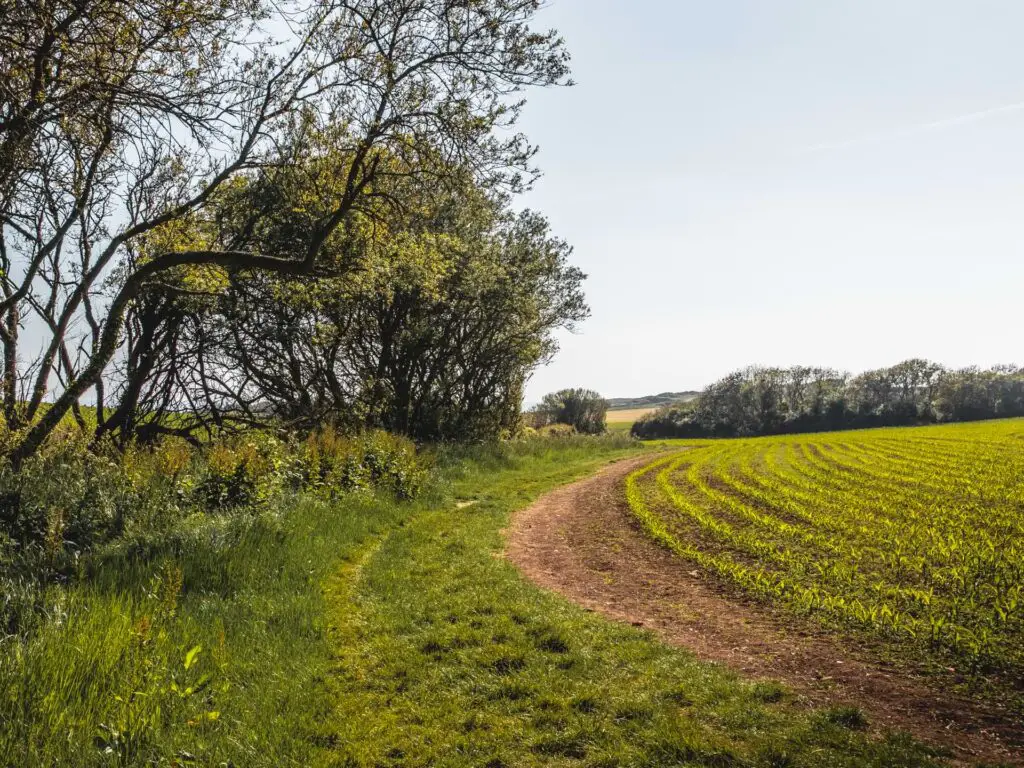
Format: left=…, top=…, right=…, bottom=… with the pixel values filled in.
left=606, top=407, right=657, bottom=424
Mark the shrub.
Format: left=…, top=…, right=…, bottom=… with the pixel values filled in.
left=0, top=439, right=136, bottom=556
left=631, top=405, right=704, bottom=440
left=295, top=428, right=427, bottom=500
left=532, top=389, right=608, bottom=435
left=192, top=433, right=286, bottom=511
left=535, top=423, right=576, bottom=438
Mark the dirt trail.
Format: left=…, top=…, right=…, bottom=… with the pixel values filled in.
left=505, top=454, right=1024, bottom=766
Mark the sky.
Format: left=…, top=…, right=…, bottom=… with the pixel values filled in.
left=516, top=0, right=1024, bottom=404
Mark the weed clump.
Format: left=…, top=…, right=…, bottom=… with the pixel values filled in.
left=750, top=681, right=786, bottom=704
left=820, top=705, right=868, bottom=730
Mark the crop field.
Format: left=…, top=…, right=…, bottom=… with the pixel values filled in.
left=626, top=419, right=1024, bottom=686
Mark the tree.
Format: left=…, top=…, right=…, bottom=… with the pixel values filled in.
left=97, top=164, right=588, bottom=444
left=1, top=0, right=571, bottom=464
left=341, top=207, right=587, bottom=440
left=535, top=388, right=608, bottom=435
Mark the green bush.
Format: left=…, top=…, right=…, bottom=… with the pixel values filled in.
left=294, top=427, right=428, bottom=500
left=532, top=388, right=609, bottom=434
left=191, top=433, right=286, bottom=511
left=534, top=423, right=577, bottom=438
left=0, top=440, right=136, bottom=556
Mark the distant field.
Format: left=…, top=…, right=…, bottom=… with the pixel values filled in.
left=626, top=419, right=1024, bottom=691
left=606, top=407, right=657, bottom=428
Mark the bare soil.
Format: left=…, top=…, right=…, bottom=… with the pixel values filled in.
left=505, top=454, right=1024, bottom=766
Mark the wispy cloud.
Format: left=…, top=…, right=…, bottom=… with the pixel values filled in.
left=801, top=100, right=1024, bottom=153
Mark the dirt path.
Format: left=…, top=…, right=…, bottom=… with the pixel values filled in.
left=505, top=454, right=1024, bottom=766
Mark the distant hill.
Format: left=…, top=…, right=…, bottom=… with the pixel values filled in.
left=606, top=391, right=698, bottom=410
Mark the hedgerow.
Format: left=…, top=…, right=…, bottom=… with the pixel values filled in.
left=0, top=426, right=428, bottom=638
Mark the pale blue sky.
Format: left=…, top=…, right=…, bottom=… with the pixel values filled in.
left=519, top=0, right=1024, bottom=402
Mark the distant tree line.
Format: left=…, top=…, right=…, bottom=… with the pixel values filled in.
left=632, top=359, right=1024, bottom=439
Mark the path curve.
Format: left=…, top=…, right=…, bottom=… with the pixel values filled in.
left=505, top=454, right=1024, bottom=766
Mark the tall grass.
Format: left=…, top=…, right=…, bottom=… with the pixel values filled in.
left=0, top=490, right=419, bottom=765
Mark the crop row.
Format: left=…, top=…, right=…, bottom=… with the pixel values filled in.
left=625, top=420, right=1024, bottom=679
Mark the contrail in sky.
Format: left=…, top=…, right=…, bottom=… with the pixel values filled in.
left=802, top=100, right=1024, bottom=153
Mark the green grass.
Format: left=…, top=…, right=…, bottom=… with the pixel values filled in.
left=0, top=436, right=947, bottom=766
left=321, top=440, right=943, bottom=767
left=606, top=421, right=634, bottom=433
left=605, top=407, right=657, bottom=433
left=0, top=493, right=414, bottom=766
